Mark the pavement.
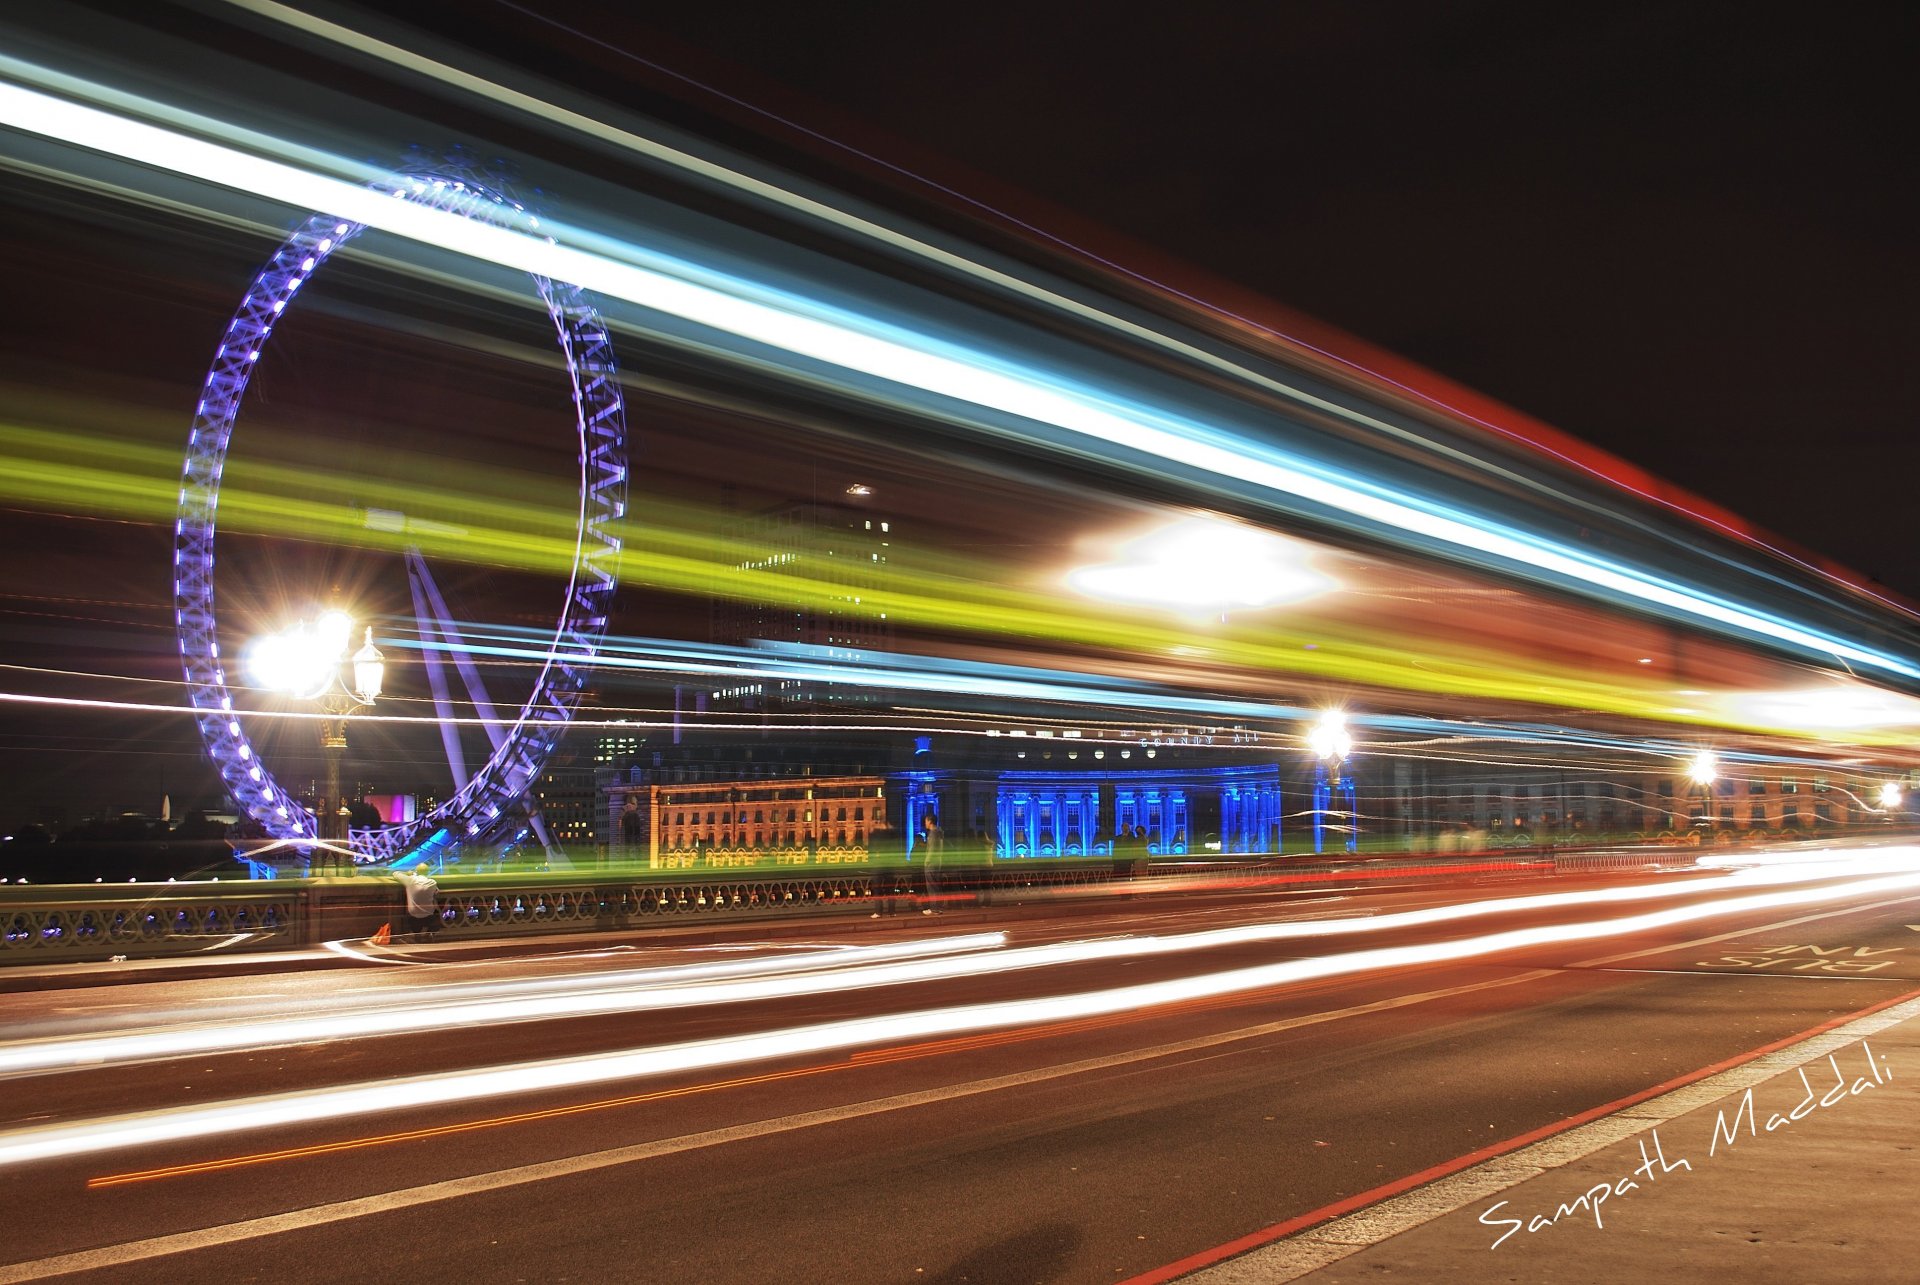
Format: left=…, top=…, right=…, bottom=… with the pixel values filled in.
left=1180, top=986, right=1920, bottom=1283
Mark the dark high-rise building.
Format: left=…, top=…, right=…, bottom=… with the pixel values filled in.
left=709, top=489, right=897, bottom=711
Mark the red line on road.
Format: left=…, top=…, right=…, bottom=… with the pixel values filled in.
left=1124, top=980, right=1920, bottom=1285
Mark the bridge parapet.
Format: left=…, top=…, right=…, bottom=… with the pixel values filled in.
left=0, top=847, right=1701, bottom=964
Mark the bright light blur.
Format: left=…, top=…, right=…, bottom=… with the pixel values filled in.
left=1068, top=516, right=1335, bottom=613
left=1880, top=782, right=1903, bottom=809
left=7, top=849, right=1914, bottom=1079
left=1, top=73, right=1918, bottom=688
left=316, top=609, right=354, bottom=654
left=1723, top=685, right=1920, bottom=732
left=3, top=851, right=1919, bottom=1169
left=1307, top=708, right=1353, bottom=761
left=244, top=620, right=342, bottom=700
left=0, top=931, right=1011, bottom=1077
left=1686, top=749, right=1720, bottom=787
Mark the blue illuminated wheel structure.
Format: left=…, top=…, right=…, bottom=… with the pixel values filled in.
left=174, top=171, right=628, bottom=865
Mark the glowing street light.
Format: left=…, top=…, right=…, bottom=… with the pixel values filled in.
left=1686, top=750, right=1719, bottom=788
left=1306, top=709, right=1356, bottom=855
left=1879, top=782, right=1903, bottom=811
left=247, top=610, right=385, bottom=857
left=1307, top=709, right=1354, bottom=763
left=1683, top=750, right=1722, bottom=834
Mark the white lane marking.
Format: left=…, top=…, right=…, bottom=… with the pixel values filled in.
left=1182, top=989, right=1920, bottom=1283
left=0, top=969, right=1558, bottom=1282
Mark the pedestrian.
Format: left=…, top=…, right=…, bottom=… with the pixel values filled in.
left=919, top=811, right=945, bottom=914
left=396, top=866, right=439, bottom=941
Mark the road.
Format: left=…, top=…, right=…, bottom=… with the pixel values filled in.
left=2, top=844, right=1917, bottom=1283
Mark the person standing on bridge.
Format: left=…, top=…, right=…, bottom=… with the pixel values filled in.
left=619, top=797, right=642, bottom=852
left=919, top=811, right=945, bottom=914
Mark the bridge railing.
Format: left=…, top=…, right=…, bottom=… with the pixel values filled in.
left=0, top=881, right=306, bottom=963
left=0, top=843, right=1712, bottom=964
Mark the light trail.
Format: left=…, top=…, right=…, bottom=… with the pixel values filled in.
left=0, top=931, right=1008, bottom=1057
left=3, top=849, right=1913, bottom=1079
left=2, top=860, right=1918, bottom=1169
left=0, top=70, right=1914, bottom=683
left=0, top=420, right=1739, bottom=730
left=227, top=0, right=1920, bottom=634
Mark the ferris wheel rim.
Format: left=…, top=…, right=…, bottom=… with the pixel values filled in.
left=172, top=168, right=628, bottom=865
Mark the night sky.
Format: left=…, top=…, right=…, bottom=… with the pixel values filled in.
left=2, top=1, right=1915, bottom=829
left=424, top=0, right=1916, bottom=594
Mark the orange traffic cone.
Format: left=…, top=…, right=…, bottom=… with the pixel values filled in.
left=368, top=923, right=391, bottom=946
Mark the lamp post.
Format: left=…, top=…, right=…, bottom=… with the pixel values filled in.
left=247, top=610, right=384, bottom=868
left=1307, top=709, right=1357, bottom=855
left=1685, top=750, right=1719, bottom=835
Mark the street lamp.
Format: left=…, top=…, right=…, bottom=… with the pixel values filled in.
left=247, top=610, right=385, bottom=862
left=1307, top=709, right=1356, bottom=855
left=1685, top=750, right=1719, bottom=833
left=1685, top=750, right=1719, bottom=786
left=1879, top=782, right=1903, bottom=812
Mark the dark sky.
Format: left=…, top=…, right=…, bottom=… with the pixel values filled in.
left=4, top=1, right=1915, bottom=828
left=413, top=0, right=1916, bottom=594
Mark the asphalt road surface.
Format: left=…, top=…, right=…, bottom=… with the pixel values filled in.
left=2, top=846, right=1917, bottom=1283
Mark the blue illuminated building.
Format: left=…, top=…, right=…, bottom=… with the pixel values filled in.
left=895, top=756, right=1286, bottom=859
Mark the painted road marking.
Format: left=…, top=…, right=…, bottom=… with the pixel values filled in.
left=1571, top=892, right=1920, bottom=968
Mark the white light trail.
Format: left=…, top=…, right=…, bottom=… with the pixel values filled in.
left=0, top=932, right=1009, bottom=1075
left=241, top=0, right=1898, bottom=635
left=3, top=850, right=1913, bottom=1081
left=0, top=73, right=1913, bottom=681
left=2, top=861, right=1918, bottom=1168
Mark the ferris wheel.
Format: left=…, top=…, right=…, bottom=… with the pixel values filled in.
left=173, top=165, right=628, bottom=867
